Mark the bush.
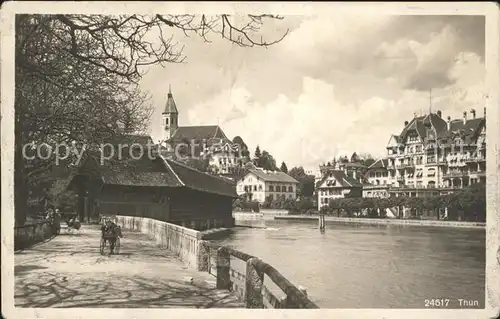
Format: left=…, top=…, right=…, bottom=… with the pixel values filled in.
left=325, top=183, right=486, bottom=222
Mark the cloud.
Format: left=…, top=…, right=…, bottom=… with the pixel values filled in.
left=142, top=15, right=485, bottom=169
left=187, top=78, right=418, bottom=168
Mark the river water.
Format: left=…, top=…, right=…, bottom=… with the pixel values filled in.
left=214, top=219, right=485, bottom=309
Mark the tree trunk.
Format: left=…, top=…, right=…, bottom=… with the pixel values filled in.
left=14, top=111, right=28, bottom=226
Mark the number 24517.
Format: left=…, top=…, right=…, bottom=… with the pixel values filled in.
left=425, top=299, right=450, bottom=307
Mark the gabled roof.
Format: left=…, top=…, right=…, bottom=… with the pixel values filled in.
left=246, top=169, right=299, bottom=183
left=317, top=170, right=363, bottom=188
left=170, top=125, right=227, bottom=143
left=164, top=158, right=237, bottom=198
left=71, top=152, right=237, bottom=198
left=387, top=134, right=401, bottom=147
left=424, top=113, right=448, bottom=134
left=367, top=158, right=389, bottom=170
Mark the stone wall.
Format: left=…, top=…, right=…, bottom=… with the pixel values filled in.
left=260, top=209, right=290, bottom=216
left=115, top=215, right=206, bottom=270
left=14, top=221, right=55, bottom=251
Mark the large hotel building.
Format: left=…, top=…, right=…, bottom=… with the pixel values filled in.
left=317, top=108, right=486, bottom=209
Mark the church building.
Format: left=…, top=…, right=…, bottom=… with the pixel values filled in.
left=160, top=86, right=242, bottom=175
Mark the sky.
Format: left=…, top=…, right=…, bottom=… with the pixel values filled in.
left=139, top=14, right=486, bottom=171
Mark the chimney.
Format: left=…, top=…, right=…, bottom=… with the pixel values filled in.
left=463, top=111, right=467, bottom=124
left=447, top=116, right=451, bottom=131
left=404, top=120, right=409, bottom=126
left=437, top=110, right=442, bottom=118
left=470, top=109, right=476, bottom=119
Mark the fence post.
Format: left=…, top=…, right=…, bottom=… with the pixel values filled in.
left=245, top=258, right=264, bottom=308
left=216, top=247, right=231, bottom=289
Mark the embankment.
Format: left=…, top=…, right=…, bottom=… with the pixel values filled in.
left=273, top=215, right=486, bottom=229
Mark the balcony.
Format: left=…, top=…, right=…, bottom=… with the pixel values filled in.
left=464, top=156, right=486, bottom=163
left=395, top=163, right=414, bottom=169
left=442, top=171, right=468, bottom=178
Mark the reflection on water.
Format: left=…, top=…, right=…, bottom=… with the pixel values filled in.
left=214, top=219, right=485, bottom=308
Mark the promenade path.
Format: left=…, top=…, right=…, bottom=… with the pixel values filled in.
left=14, top=225, right=243, bottom=308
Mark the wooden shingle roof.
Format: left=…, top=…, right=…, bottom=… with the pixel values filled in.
left=71, top=143, right=237, bottom=198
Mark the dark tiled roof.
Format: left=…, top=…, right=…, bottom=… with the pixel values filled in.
left=164, top=158, right=238, bottom=198
left=164, top=91, right=178, bottom=114
left=247, top=168, right=299, bottom=183
left=439, top=118, right=485, bottom=144
left=317, top=170, right=363, bottom=188
left=397, top=112, right=485, bottom=146
left=170, top=125, right=227, bottom=143
left=72, top=153, right=237, bottom=198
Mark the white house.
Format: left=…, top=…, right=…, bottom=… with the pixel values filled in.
left=316, top=169, right=363, bottom=210
left=236, top=168, right=299, bottom=203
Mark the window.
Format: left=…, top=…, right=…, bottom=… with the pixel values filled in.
left=282, top=186, right=287, bottom=192
left=253, top=185, right=257, bottom=191
left=165, top=118, right=169, bottom=125
left=288, top=186, right=293, bottom=192
left=269, top=194, right=274, bottom=200
left=269, top=185, right=274, bottom=192
left=258, top=185, right=263, bottom=191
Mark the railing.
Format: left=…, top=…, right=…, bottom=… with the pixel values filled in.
left=442, top=171, right=468, bottom=178
left=14, top=220, right=57, bottom=251
left=200, top=242, right=319, bottom=309
left=464, top=156, right=486, bottom=163
left=395, top=163, right=414, bottom=169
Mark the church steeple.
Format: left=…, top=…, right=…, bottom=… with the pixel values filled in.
left=161, top=84, right=179, bottom=143
left=163, top=84, right=178, bottom=114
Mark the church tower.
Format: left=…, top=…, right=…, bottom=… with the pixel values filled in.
left=161, top=85, right=179, bottom=143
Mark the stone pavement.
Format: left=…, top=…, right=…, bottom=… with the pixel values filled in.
left=14, top=225, right=244, bottom=308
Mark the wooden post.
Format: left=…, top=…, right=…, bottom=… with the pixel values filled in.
left=318, top=212, right=325, bottom=231
left=245, top=258, right=264, bottom=308
left=216, top=247, right=231, bottom=289
left=280, top=286, right=308, bottom=308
